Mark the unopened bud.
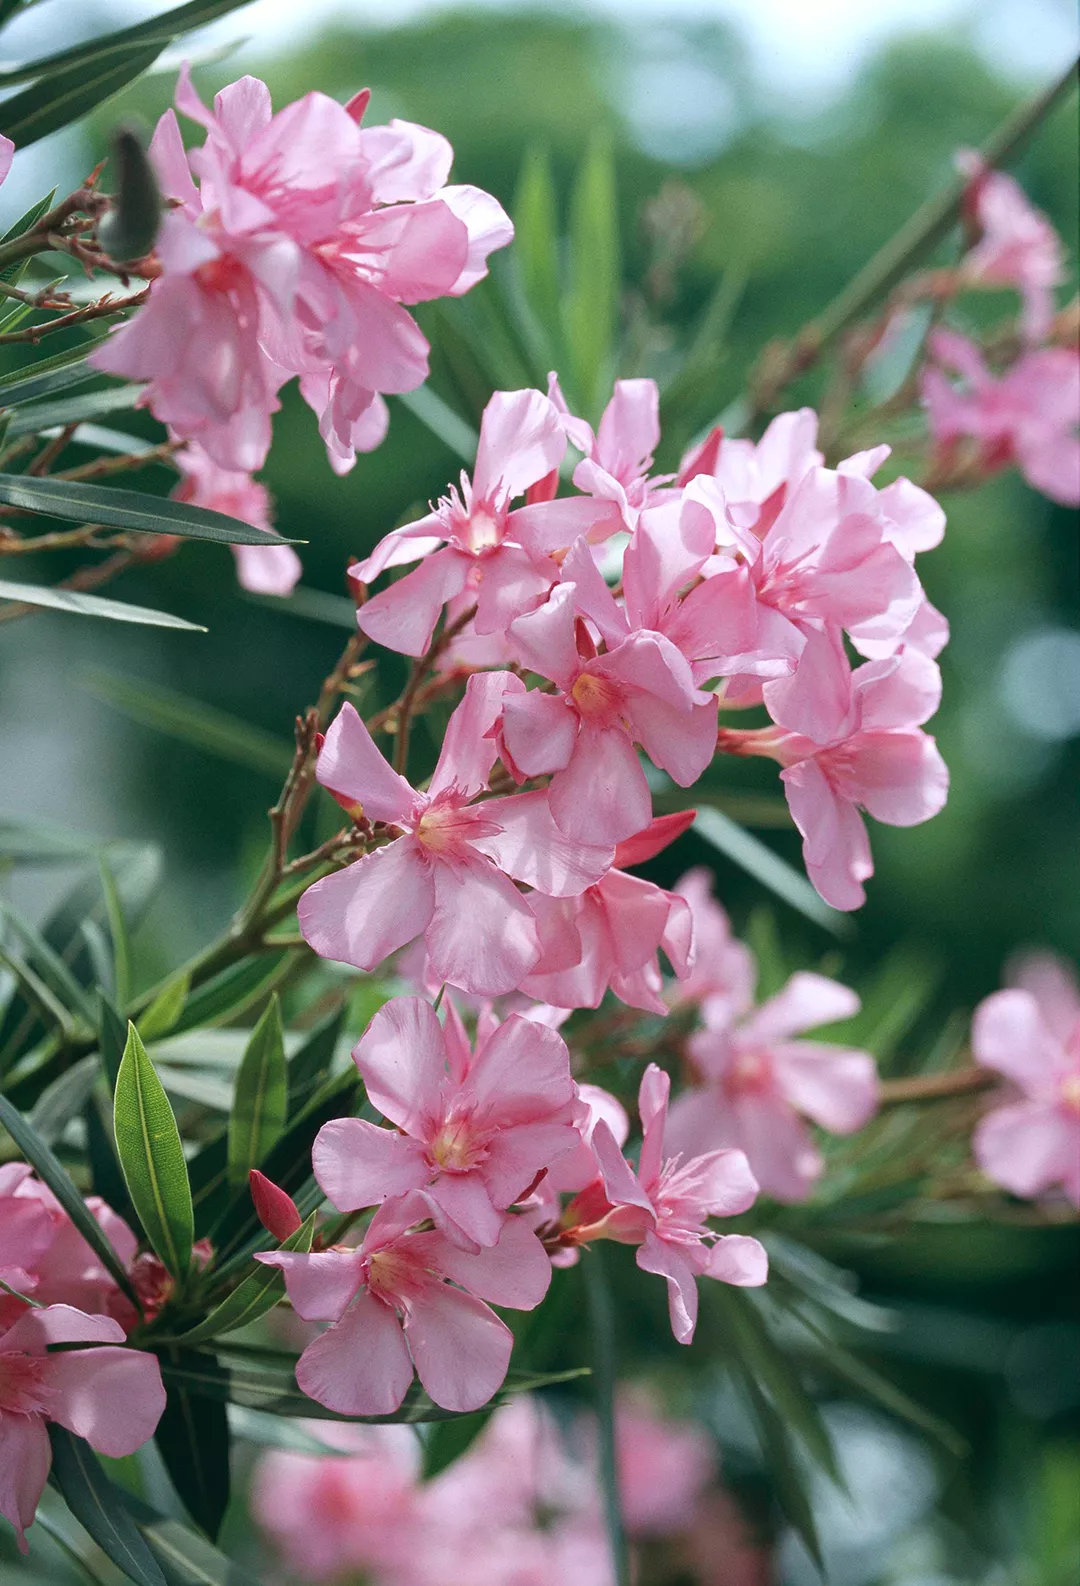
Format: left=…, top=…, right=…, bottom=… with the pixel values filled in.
left=249, top=1169, right=302, bottom=1241
left=97, top=126, right=161, bottom=266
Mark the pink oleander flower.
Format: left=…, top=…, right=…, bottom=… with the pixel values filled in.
left=726, top=638, right=949, bottom=911
left=503, top=577, right=716, bottom=846
left=614, top=1392, right=716, bottom=1537
left=668, top=868, right=756, bottom=1025
left=567, top=1065, right=767, bottom=1344
left=0, top=1167, right=139, bottom=1331
left=677, top=407, right=823, bottom=512
left=0, top=1304, right=165, bottom=1552
left=259, top=1190, right=551, bottom=1415
left=172, top=441, right=302, bottom=595
left=354, top=388, right=618, bottom=656
left=958, top=150, right=1065, bottom=342
left=548, top=373, right=672, bottom=529
left=923, top=328, right=1080, bottom=508
left=0, top=136, right=13, bottom=186
left=297, top=672, right=613, bottom=995
left=971, top=952, right=1080, bottom=1207
left=520, top=812, right=697, bottom=1013
left=93, top=71, right=511, bottom=475
left=252, top=1425, right=420, bottom=1583
left=696, top=461, right=925, bottom=738
left=0, top=1170, right=54, bottom=1328
left=312, top=996, right=581, bottom=1248
left=669, top=971, right=878, bottom=1202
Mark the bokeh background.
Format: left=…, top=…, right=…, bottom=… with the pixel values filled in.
left=1, top=1, right=1078, bottom=1581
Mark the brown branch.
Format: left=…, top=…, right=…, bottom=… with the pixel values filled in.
left=878, top=1066, right=993, bottom=1106
left=0, top=286, right=149, bottom=345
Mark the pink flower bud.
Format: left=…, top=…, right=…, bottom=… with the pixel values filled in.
left=249, top=1170, right=302, bottom=1241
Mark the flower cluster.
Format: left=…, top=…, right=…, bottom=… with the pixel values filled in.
left=922, top=153, right=1080, bottom=507
left=252, top=1392, right=758, bottom=1585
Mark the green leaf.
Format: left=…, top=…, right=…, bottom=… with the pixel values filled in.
left=584, top=1248, right=630, bottom=1586
left=227, top=995, right=287, bottom=1189
left=85, top=1084, right=136, bottom=1228
left=189, top=1132, right=229, bottom=1239
left=692, top=806, right=852, bottom=936
left=0, top=473, right=301, bottom=546
left=138, top=971, right=191, bottom=1045
left=0, top=333, right=114, bottom=403
left=818, top=1343, right=967, bottom=1457
left=47, top=1425, right=167, bottom=1586
left=98, top=860, right=131, bottom=1008
left=0, top=0, right=258, bottom=87
left=738, top=1370, right=824, bottom=1570
left=121, top=1486, right=264, bottom=1586
left=396, top=385, right=478, bottom=463
left=154, top=1349, right=232, bottom=1541
left=512, top=145, right=562, bottom=355
left=170, top=952, right=297, bottom=1037
left=243, top=584, right=357, bottom=629
left=168, top=1213, right=316, bottom=1347
left=564, top=132, right=619, bottom=420
left=421, top=1408, right=495, bottom=1480
left=0, top=1089, right=139, bottom=1303
left=287, top=1001, right=346, bottom=1116
left=27, top=1053, right=99, bottom=1146
left=0, top=579, right=206, bottom=630
left=0, top=186, right=58, bottom=285
left=7, top=383, right=142, bottom=438
left=99, top=992, right=128, bottom=1092
left=97, top=127, right=161, bottom=264
left=114, top=1022, right=194, bottom=1279
left=81, top=668, right=294, bottom=780
left=0, top=44, right=165, bottom=148
left=0, top=815, right=108, bottom=864
left=0, top=896, right=97, bottom=1021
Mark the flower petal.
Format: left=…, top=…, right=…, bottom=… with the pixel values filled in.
left=297, top=1289, right=415, bottom=1414
left=313, top=1117, right=428, bottom=1211
left=402, top=1282, right=513, bottom=1412
left=298, top=839, right=436, bottom=972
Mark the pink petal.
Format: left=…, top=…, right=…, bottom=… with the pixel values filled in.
left=763, top=625, right=856, bottom=745
left=599, top=870, right=680, bottom=978
left=855, top=650, right=942, bottom=730
left=358, top=119, right=454, bottom=204
left=438, top=183, right=515, bottom=294
left=591, top=1121, right=655, bottom=1219
left=614, top=810, right=697, bottom=870
left=472, top=389, right=565, bottom=505
left=500, top=691, right=578, bottom=778
left=417, top=1217, right=552, bottom=1309
left=402, top=1283, right=513, bottom=1411
left=481, top=1120, right=583, bottom=1206
left=313, top=1118, right=428, bottom=1211
left=600, top=631, right=701, bottom=713
left=297, top=1289, right=415, bottom=1414
left=460, top=1013, right=574, bottom=1122
left=316, top=702, right=415, bottom=823
left=636, top=1232, right=699, bottom=1345
left=427, top=1174, right=504, bottom=1248
left=626, top=694, right=718, bottom=788
left=508, top=496, right=623, bottom=559
left=508, top=582, right=580, bottom=689
left=298, top=838, right=436, bottom=972
left=702, top=1235, right=769, bottom=1287
left=740, top=971, right=860, bottom=1042
left=357, top=547, right=470, bottom=657
left=771, top=1044, right=879, bottom=1133
left=473, top=545, right=557, bottom=636
left=727, top=1095, right=823, bottom=1203
left=877, top=476, right=946, bottom=556
left=0, top=1412, right=50, bottom=1553
left=475, top=790, right=613, bottom=897
left=687, top=1148, right=760, bottom=1215
left=0, top=1304, right=124, bottom=1354
left=44, top=1347, right=165, bottom=1457
left=972, top=989, right=1065, bottom=1091
left=256, top=1249, right=365, bottom=1322
left=1006, top=951, right=1080, bottom=1046
left=352, top=997, right=449, bottom=1136
left=426, top=859, right=539, bottom=996
left=148, top=109, right=198, bottom=208
left=850, top=730, right=949, bottom=826
left=232, top=542, right=303, bottom=596
left=637, top=1063, right=671, bottom=1189
left=781, top=758, right=873, bottom=911
left=345, top=201, right=468, bottom=303
left=430, top=670, right=519, bottom=800
left=974, top=1100, right=1080, bottom=1206
left=559, top=537, right=629, bottom=646
left=548, top=727, right=653, bottom=847
left=326, top=278, right=431, bottom=393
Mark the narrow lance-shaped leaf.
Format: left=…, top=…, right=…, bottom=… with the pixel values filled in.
left=47, top=1425, right=167, bottom=1586
left=138, top=970, right=191, bottom=1045
left=0, top=580, right=206, bottom=632
left=0, top=1090, right=138, bottom=1304
left=27, top=1054, right=100, bottom=1147
left=99, top=991, right=128, bottom=1092
left=0, top=0, right=258, bottom=87
left=287, top=1000, right=346, bottom=1116
left=7, top=383, right=142, bottom=438
left=564, top=132, right=619, bottom=421
left=167, top=1212, right=316, bottom=1348
left=0, top=44, right=165, bottom=147
left=0, top=332, right=115, bottom=402
left=154, top=1349, right=232, bottom=1542
left=513, top=144, right=562, bottom=355
left=228, top=996, right=287, bottom=1190
left=114, top=1022, right=194, bottom=1279
left=120, top=1483, right=265, bottom=1586
left=0, top=474, right=302, bottom=547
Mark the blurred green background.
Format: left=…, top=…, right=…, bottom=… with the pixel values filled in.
left=0, top=2, right=1077, bottom=1581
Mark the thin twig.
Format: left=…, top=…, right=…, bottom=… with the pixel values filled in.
left=878, top=1067, right=992, bottom=1106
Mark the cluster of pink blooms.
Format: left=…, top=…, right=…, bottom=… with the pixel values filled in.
left=89, top=68, right=513, bottom=593
left=252, top=1391, right=765, bottom=1585
left=0, top=1167, right=165, bottom=1551
left=922, top=153, right=1080, bottom=507
left=971, top=950, right=1080, bottom=1208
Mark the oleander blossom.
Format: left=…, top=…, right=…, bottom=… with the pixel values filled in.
left=564, top=1064, right=767, bottom=1343
left=311, top=996, right=582, bottom=1248
left=354, top=387, right=620, bottom=657
left=91, top=70, right=512, bottom=474
left=171, top=440, right=302, bottom=595
left=971, top=952, right=1080, bottom=1207
left=297, top=672, right=613, bottom=994
left=258, top=1191, right=551, bottom=1415
left=670, top=968, right=879, bottom=1202
left=922, top=327, right=1080, bottom=508
left=0, top=1305, right=165, bottom=1552
left=957, top=149, right=1065, bottom=342
left=0, top=1166, right=138, bottom=1331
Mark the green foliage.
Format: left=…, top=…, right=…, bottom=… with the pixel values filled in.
left=0, top=475, right=302, bottom=547
left=169, top=1212, right=316, bottom=1346
left=227, top=995, right=287, bottom=1189
left=114, top=1023, right=194, bottom=1280
left=0, top=580, right=207, bottom=630
left=138, top=972, right=191, bottom=1045
left=0, top=45, right=164, bottom=146
left=564, top=134, right=620, bottom=421
left=47, top=1426, right=167, bottom=1586
left=154, top=1348, right=232, bottom=1541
